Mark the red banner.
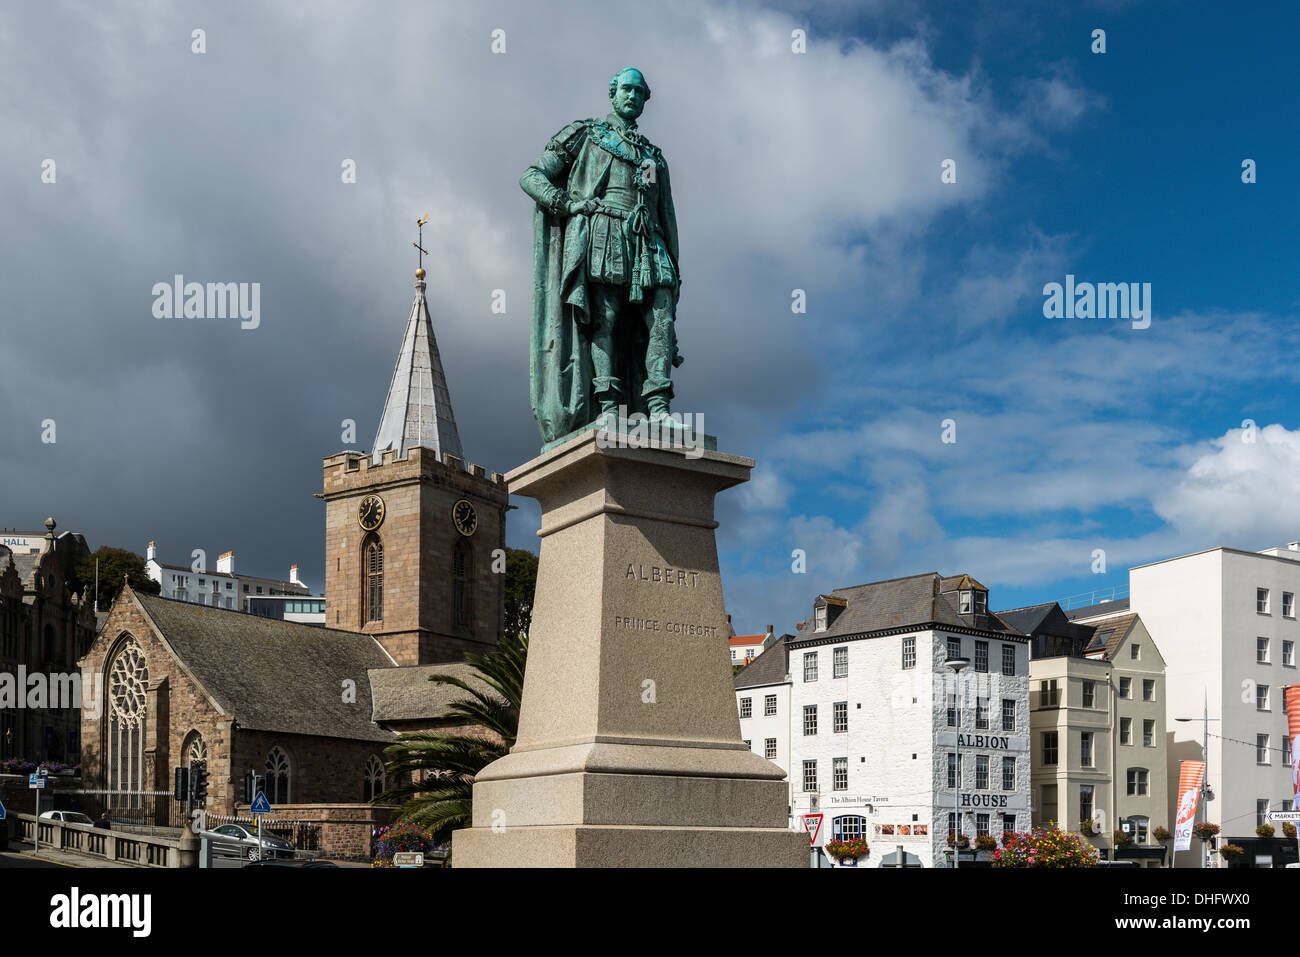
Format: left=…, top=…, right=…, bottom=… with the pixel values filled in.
left=1287, top=685, right=1300, bottom=801
left=1173, top=760, right=1206, bottom=852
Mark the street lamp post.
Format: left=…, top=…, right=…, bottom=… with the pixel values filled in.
left=947, top=656, right=970, bottom=870
left=1175, top=689, right=1220, bottom=869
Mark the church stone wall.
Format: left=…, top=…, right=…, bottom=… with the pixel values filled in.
left=79, top=594, right=234, bottom=811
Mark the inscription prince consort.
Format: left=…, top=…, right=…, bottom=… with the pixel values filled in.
left=615, top=562, right=720, bottom=636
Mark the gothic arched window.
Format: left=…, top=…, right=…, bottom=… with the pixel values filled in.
left=364, top=755, right=385, bottom=802
left=363, top=534, right=383, bottom=622
left=266, top=746, right=291, bottom=804
left=108, top=637, right=149, bottom=807
left=452, top=542, right=470, bottom=628
left=183, top=730, right=207, bottom=766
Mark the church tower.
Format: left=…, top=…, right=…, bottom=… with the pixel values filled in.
left=321, top=263, right=508, bottom=665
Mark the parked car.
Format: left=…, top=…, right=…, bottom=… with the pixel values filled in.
left=200, top=823, right=294, bottom=861
left=38, top=811, right=95, bottom=826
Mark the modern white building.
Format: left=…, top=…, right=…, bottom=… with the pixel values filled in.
left=145, top=542, right=311, bottom=611
left=1126, top=543, right=1300, bottom=866
left=738, top=572, right=1032, bottom=868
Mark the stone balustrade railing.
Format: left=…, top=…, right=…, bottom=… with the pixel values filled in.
left=14, top=812, right=179, bottom=868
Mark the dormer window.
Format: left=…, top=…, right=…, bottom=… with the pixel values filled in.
left=815, top=605, right=827, bottom=632
left=960, top=591, right=972, bottom=614
left=974, top=591, right=987, bottom=614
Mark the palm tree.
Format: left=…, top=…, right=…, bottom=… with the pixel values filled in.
left=373, top=632, right=526, bottom=838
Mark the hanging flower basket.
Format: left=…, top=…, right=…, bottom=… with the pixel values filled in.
left=1218, top=843, right=1245, bottom=860
left=1192, top=822, right=1220, bottom=841
left=824, top=838, right=869, bottom=862
left=946, top=831, right=970, bottom=849
left=973, top=835, right=998, bottom=851
left=1078, top=820, right=1097, bottom=836
left=1256, top=824, right=1275, bottom=839
left=1152, top=826, right=1171, bottom=843
left=1282, top=822, right=1296, bottom=840
left=1113, top=829, right=1133, bottom=847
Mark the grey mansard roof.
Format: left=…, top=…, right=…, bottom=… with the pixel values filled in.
left=791, top=572, right=1023, bottom=643
left=371, top=276, right=464, bottom=466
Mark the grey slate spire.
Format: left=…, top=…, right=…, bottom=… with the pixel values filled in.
left=372, top=271, right=464, bottom=466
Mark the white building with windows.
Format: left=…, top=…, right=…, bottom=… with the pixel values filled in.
left=145, top=541, right=311, bottom=611
left=736, top=635, right=793, bottom=818
left=730, top=628, right=771, bottom=667
left=1125, top=543, right=1300, bottom=866
left=737, top=572, right=1032, bottom=868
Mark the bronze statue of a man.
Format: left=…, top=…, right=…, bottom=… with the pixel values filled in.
left=522, top=67, right=682, bottom=445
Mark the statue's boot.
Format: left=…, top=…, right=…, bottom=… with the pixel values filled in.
left=593, top=377, right=623, bottom=432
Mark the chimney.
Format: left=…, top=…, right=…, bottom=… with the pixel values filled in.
left=290, top=564, right=301, bottom=586
left=217, top=551, right=234, bottom=575
left=146, top=541, right=157, bottom=562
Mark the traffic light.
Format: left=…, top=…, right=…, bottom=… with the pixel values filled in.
left=190, top=760, right=210, bottom=807
left=242, top=771, right=252, bottom=804
left=173, top=766, right=190, bottom=802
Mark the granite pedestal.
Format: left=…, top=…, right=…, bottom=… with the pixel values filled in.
left=453, top=428, right=805, bottom=867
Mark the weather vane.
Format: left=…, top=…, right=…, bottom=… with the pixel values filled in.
left=413, top=214, right=429, bottom=274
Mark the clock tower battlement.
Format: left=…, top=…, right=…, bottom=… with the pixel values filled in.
left=319, top=265, right=508, bottom=666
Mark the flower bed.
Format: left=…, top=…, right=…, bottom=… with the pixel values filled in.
left=371, top=821, right=435, bottom=868
left=991, top=825, right=1099, bottom=868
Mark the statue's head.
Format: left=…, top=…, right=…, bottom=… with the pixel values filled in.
left=608, top=68, right=650, bottom=122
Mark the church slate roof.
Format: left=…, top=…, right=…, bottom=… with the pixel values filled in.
left=368, top=661, right=500, bottom=723
left=133, top=591, right=396, bottom=743
left=734, top=635, right=791, bottom=690
left=371, top=276, right=464, bottom=466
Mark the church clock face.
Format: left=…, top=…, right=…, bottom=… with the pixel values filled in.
left=452, top=499, right=478, bottom=537
left=358, top=494, right=385, bottom=531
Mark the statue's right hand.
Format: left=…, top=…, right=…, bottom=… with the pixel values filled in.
left=567, top=197, right=601, bottom=216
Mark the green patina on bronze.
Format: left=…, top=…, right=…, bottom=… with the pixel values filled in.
left=522, top=68, right=685, bottom=445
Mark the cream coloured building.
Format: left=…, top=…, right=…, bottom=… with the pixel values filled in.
left=1003, top=601, right=1170, bottom=866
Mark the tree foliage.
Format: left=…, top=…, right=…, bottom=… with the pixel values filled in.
left=73, top=546, right=160, bottom=609
left=503, top=547, right=539, bottom=641
left=373, top=632, right=527, bottom=840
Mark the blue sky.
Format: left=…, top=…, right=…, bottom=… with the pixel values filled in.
left=3, top=0, right=1298, bottom=636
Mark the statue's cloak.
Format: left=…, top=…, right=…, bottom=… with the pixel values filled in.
left=523, top=118, right=679, bottom=445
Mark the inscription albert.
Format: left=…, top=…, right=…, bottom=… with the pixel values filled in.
left=626, top=563, right=699, bottom=587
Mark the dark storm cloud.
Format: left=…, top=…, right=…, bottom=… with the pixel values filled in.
left=0, top=0, right=1057, bottom=604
